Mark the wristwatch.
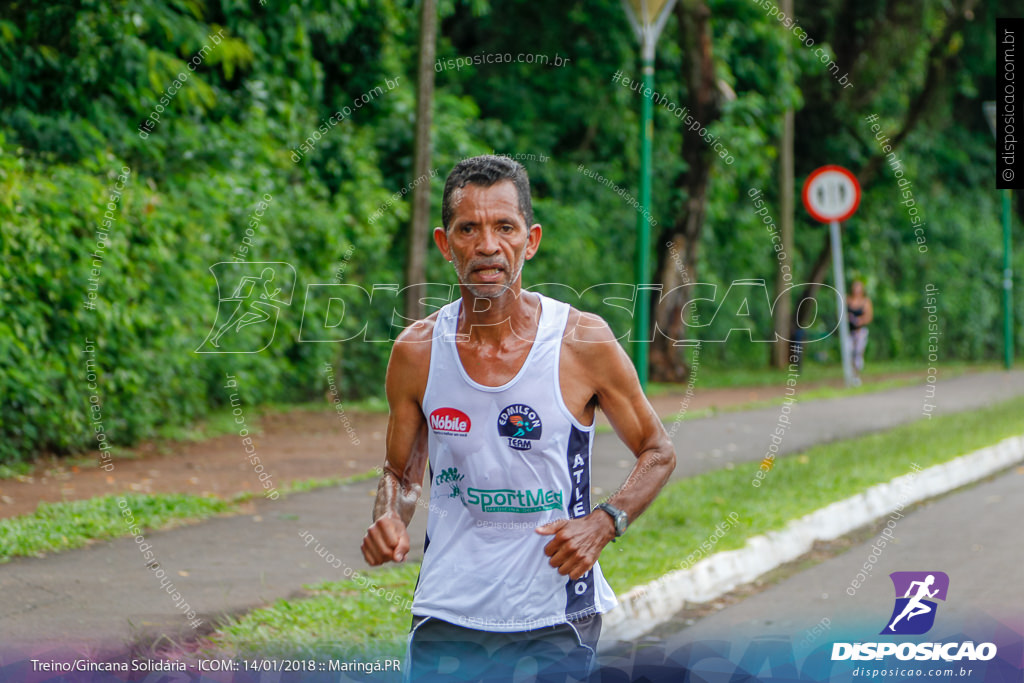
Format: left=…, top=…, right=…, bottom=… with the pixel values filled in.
left=594, top=502, right=629, bottom=540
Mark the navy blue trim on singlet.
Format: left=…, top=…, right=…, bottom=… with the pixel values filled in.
left=412, top=464, right=435, bottom=596
left=564, top=425, right=595, bottom=619
left=424, top=462, right=434, bottom=555
left=412, top=531, right=428, bottom=600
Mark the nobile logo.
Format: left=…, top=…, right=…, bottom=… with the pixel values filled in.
left=430, top=408, right=471, bottom=436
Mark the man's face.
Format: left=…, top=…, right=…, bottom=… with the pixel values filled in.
left=434, top=180, right=541, bottom=299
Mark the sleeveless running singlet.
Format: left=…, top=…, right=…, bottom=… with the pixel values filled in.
left=412, top=293, right=617, bottom=632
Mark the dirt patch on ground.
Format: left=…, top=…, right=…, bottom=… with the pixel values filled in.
left=0, top=410, right=390, bottom=519
left=0, top=374, right=920, bottom=520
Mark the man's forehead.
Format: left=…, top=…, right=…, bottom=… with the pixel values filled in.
left=450, top=181, right=520, bottom=219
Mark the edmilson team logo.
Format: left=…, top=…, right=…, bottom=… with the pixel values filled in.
left=497, top=404, right=542, bottom=450
left=881, top=571, right=949, bottom=635
left=429, top=408, right=471, bottom=437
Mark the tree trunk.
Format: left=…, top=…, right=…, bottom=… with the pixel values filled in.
left=649, top=0, right=718, bottom=383
left=772, top=0, right=794, bottom=368
left=650, top=232, right=696, bottom=382
left=404, top=0, right=438, bottom=322
left=791, top=0, right=979, bottom=335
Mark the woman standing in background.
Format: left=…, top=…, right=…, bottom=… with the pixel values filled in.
left=847, top=280, right=874, bottom=379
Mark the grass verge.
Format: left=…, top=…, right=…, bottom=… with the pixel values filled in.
left=661, top=375, right=922, bottom=424
left=276, top=469, right=381, bottom=497
left=211, top=563, right=420, bottom=661
left=147, top=390, right=388, bottom=453
left=647, top=359, right=988, bottom=394
left=0, top=462, right=33, bottom=480
left=0, top=493, right=234, bottom=563
left=0, top=472, right=380, bottom=562
left=208, top=394, right=1024, bottom=659
left=603, top=395, right=1024, bottom=590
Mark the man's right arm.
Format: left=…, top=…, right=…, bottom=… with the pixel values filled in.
left=360, top=320, right=433, bottom=566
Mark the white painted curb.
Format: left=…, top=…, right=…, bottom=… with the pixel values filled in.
left=602, top=433, right=1024, bottom=642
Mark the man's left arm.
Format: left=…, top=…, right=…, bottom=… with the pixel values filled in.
left=536, top=312, right=676, bottom=580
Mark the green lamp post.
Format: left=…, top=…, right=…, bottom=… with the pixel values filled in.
left=983, top=100, right=1014, bottom=369
left=621, top=0, right=678, bottom=390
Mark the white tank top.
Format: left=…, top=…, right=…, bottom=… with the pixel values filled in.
left=412, top=293, right=618, bottom=631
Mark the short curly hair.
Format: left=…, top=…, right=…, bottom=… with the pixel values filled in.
left=441, top=155, right=533, bottom=231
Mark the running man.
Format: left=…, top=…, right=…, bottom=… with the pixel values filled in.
left=360, top=155, right=677, bottom=681
left=208, top=267, right=282, bottom=348
left=888, top=574, right=939, bottom=631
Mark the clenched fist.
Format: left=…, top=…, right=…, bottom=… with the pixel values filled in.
left=361, top=513, right=411, bottom=566
left=535, top=514, right=615, bottom=580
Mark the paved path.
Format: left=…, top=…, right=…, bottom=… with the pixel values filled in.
left=608, top=466, right=1024, bottom=681
left=1, top=371, right=1021, bottom=657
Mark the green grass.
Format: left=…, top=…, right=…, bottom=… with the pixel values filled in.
left=769, top=375, right=916, bottom=402
left=0, top=493, right=234, bottom=563
left=154, top=407, right=263, bottom=444
left=153, top=390, right=388, bottom=448
left=689, top=375, right=920, bottom=417
left=644, top=360, right=988, bottom=426
left=132, top=394, right=386, bottom=457
left=587, top=367, right=936, bottom=435
left=605, top=394, right=1024, bottom=590
left=264, top=395, right=390, bottom=415
left=638, top=376, right=921, bottom=432
left=277, top=469, right=382, bottom=496
left=211, top=563, right=420, bottom=660
left=0, top=472, right=381, bottom=562
left=594, top=367, right=963, bottom=436
left=210, top=394, right=1024, bottom=657
left=0, top=462, right=33, bottom=480
left=647, top=359, right=990, bottom=394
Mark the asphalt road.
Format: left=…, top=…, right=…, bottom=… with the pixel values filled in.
left=598, top=466, right=1024, bottom=682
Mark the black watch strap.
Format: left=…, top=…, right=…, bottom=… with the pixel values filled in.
left=595, top=502, right=628, bottom=538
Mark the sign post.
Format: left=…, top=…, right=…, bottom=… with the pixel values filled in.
left=802, top=165, right=862, bottom=387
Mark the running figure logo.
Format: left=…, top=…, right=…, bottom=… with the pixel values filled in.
left=197, top=262, right=295, bottom=353
left=881, top=571, right=949, bottom=635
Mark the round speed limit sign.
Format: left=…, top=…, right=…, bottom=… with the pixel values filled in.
left=802, top=165, right=861, bottom=223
